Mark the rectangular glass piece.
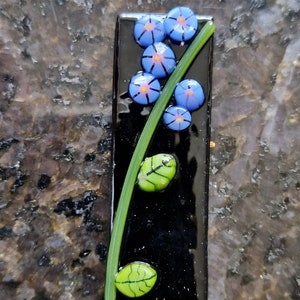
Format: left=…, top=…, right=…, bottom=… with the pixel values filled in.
left=111, top=13, right=214, bottom=300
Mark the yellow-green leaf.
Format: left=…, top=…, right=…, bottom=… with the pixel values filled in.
left=115, top=261, right=157, bottom=298
left=137, top=153, right=177, bottom=192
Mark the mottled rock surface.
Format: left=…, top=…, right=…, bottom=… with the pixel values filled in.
left=0, top=0, right=299, bottom=299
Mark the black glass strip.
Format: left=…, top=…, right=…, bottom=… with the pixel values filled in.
left=111, top=13, right=214, bottom=300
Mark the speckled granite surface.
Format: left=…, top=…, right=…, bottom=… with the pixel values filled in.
left=0, top=0, right=299, bottom=299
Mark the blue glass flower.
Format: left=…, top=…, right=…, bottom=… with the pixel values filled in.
left=134, top=15, right=166, bottom=47
left=164, top=6, right=198, bottom=43
left=174, top=79, right=205, bottom=111
left=129, top=72, right=161, bottom=105
left=141, top=42, right=176, bottom=78
left=163, top=105, right=192, bottom=131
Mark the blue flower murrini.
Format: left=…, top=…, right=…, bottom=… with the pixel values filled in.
left=164, top=6, right=198, bottom=43
left=141, top=42, right=176, bottom=78
left=163, top=105, right=192, bottom=131
left=129, top=72, right=161, bottom=105
left=134, top=15, right=166, bottom=47
left=174, top=79, right=205, bottom=111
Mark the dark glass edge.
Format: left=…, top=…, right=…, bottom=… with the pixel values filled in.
left=110, top=15, right=120, bottom=233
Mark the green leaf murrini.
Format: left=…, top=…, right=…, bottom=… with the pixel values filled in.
left=104, top=20, right=215, bottom=300
left=137, top=153, right=177, bottom=192
left=115, top=261, right=157, bottom=297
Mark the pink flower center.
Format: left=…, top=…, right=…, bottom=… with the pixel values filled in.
left=175, top=114, right=183, bottom=123
left=186, top=89, right=194, bottom=96
left=144, top=22, right=155, bottom=31
left=177, top=16, right=187, bottom=26
left=140, top=84, right=149, bottom=94
left=153, top=53, right=164, bottom=63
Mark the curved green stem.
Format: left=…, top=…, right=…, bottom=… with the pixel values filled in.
left=105, top=20, right=215, bottom=300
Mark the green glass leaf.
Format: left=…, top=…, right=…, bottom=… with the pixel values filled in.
left=115, top=261, right=157, bottom=298
left=137, top=153, right=177, bottom=192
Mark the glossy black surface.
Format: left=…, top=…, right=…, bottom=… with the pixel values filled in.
left=112, top=13, right=214, bottom=299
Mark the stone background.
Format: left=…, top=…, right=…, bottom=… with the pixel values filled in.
left=0, top=0, right=299, bottom=299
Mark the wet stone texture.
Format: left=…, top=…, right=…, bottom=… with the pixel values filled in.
left=0, top=0, right=299, bottom=300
